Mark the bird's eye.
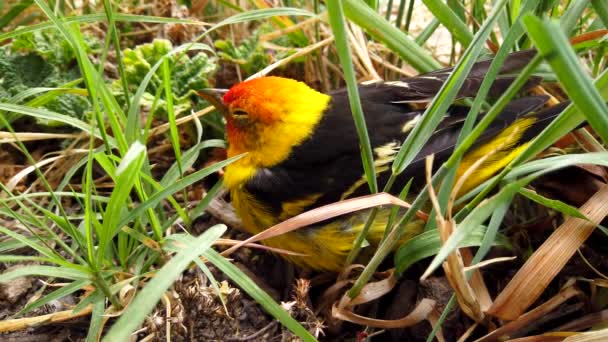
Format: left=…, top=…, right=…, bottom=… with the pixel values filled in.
left=232, top=109, right=249, bottom=118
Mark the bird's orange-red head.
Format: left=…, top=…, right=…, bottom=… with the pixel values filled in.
left=222, top=77, right=294, bottom=124
left=199, top=76, right=331, bottom=187
left=218, top=77, right=330, bottom=157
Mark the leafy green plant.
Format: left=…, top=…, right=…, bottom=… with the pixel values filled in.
left=0, top=29, right=99, bottom=126
left=115, top=38, right=217, bottom=117
left=215, top=23, right=295, bottom=75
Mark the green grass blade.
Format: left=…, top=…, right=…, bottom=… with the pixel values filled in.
left=592, top=0, right=608, bottom=28
left=524, top=15, right=608, bottom=143
left=561, top=0, right=590, bottom=33
left=204, top=249, right=317, bottom=342
left=161, top=58, right=184, bottom=177
left=0, top=13, right=207, bottom=42
left=0, top=265, right=89, bottom=282
left=395, top=225, right=504, bottom=274
left=126, top=43, right=213, bottom=144
left=15, top=279, right=91, bottom=317
left=85, top=294, right=107, bottom=342
left=197, top=7, right=315, bottom=40
left=117, top=154, right=244, bottom=228
left=102, top=224, right=226, bottom=341
left=343, top=0, right=441, bottom=72
left=392, top=0, right=510, bottom=176
left=421, top=0, right=474, bottom=47
left=470, top=200, right=509, bottom=265
left=326, top=0, right=377, bottom=194
left=425, top=152, right=608, bottom=277
left=0, top=0, right=34, bottom=29
left=519, top=188, right=587, bottom=219
left=160, top=139, right=225, bottom=187
left=0, top=103, right=114, bottom=145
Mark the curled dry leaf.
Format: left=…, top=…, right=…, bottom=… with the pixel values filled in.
left=331, top=269, right=435, bottom=329
left=332, top=298, right=436, bottom=329
left=426, top=155, right=487, bottom=322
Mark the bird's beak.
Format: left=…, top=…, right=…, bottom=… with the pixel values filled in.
left=197, top=88, right=229, bottom=117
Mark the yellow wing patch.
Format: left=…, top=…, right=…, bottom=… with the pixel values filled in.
left=279, top=193, right=323, bottom=221
left=456, top=117, right=536, bottom=195
left=340, top=142, right=400, bottom=200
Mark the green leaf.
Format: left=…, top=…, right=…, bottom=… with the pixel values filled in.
left=421, top=0, right=473, bottom=47
left=117, top=153, right=244, bottom=228
left=519, top=188, right=588, bottom=220
left=15, top=279, right=91, bottom=316
left=395, top=225, right=507, bottom=274
left=160, top=139, right=225, bottom=187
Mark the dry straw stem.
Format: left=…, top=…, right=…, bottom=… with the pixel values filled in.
left=426, top=155, right=484, bottom=322
left=475, top=285, right=583, bottom=342
left=259, top=14, right=326, bottom=41
left=563, top=328, right=608, bottom=342
left=488, top=184, right=608, bottom=320
left=221, top=192, right=425, bottom=257
left=0, top=305, right=93, bottom=333
left=504, top=336, right=567, bottom=342
left=0, top=132, right=80, bottom=143
left=426, top=152, right=494, bottom=322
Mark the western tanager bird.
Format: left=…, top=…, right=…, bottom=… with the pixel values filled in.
left=199, top=50, right=568, bottom=271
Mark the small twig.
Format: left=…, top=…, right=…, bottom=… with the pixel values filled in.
left=226, top=320, right=278, bottom=341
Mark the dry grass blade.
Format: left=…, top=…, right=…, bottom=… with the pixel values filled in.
left=4, top=155, right=63, bottom=193
left=426, top=155, right=485, bottom=322
left=563, top=328, right=608, bottom=342
left=221, top=192, right=421, bottom=257
left=331, top=298, right=435, bottom=328
left=488, top=184, right=608, bottom=320
left=149, top=107, right=215, bottom=137
left=0, top=132, right=80, bottom=143
left=247, top=37, right=334, bottom=80
left=461, top=249, right=493, bottom=312
left=0, top=305, right=93, bottom=333
left=476, top=286, right=583, bottom=342
left=259, top=14, right=325, bottom=41
left=214, top=238, right=307, bottom=256
left=505, top=336, right=566, bottom=342
left=556, top=309, right=608, bottom=332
